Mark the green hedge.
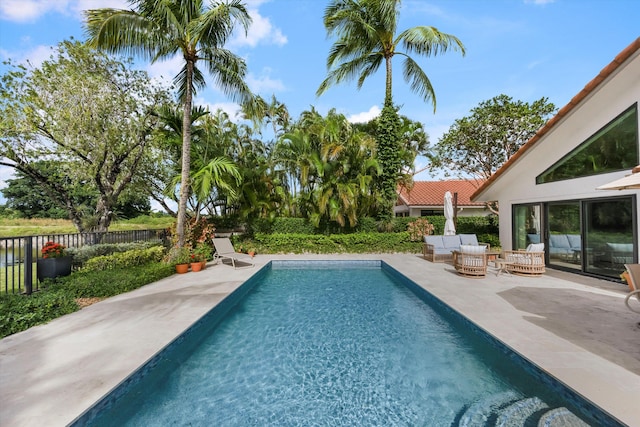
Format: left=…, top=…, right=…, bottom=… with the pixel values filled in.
left=67, top=241, right=163, bottom=266
left=251, top=232, right=422, bottom=254
left=248, top=215, right=498, bottom=236
left=81, top=246, right=165, bottom=272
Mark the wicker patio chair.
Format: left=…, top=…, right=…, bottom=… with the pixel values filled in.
left=503, top=243, right=545, bottom=276
left=453, top=245, right=488, bottom=278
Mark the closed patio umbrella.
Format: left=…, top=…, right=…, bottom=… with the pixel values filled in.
left=596, top=165, right=640, bottom=190
left=444, top=191, right=456, bottom=235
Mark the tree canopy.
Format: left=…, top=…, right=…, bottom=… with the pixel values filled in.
left=0, top=40, right=168, bottom=232
left=430, top=94, right=557, bottom=181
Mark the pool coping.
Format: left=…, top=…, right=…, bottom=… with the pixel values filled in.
left=0, top=254, right=638, bottom=426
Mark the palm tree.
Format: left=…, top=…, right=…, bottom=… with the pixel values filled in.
left=317, top=0, right=464, bottom=222
left=85, top=0, right=253, bottom=246
left=317, top=0, right=465, bottom=108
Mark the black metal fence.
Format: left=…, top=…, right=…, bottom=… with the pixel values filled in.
left=1, top=229, right=169, bottom=295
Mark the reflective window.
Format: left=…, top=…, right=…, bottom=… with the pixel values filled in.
left=537, top=104, right=638, bottom=184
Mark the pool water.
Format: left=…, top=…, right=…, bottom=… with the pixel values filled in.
left=80, top=262, right=617, bottom=426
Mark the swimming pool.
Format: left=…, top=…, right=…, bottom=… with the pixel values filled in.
left=73, top=261, right=621, bottom=426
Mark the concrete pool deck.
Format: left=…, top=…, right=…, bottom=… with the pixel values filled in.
left=0, top=254, right=639, bottom=426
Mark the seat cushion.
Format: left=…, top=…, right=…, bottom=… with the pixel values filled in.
left=526, top=243, right=545, bottom=252
left=527, top=233, right=541, bottom=244
left=424, top=235, right=445, bottom=248
left=567, top=234, right=581, bottom=250
left=549, top=234, right=570, bottom=249
left=460, top=244, right=486, bottom=254
left=442, top=235, right=462, bottom=250
left=459, top=234, right=479, bottom=246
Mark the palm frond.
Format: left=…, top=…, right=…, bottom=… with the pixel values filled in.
left=397, top=26, right=466, bottom=57
left=402, top=55, right=436, bottom=110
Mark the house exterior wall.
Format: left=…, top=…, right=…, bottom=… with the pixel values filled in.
left=476, top=49, right=640, bottom=252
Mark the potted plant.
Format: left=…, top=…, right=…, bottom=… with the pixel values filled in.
left=37, top=241, right=72, bottom=281
left=247, top=247, right=256, bottom=258
left=164, top=246, right=191, bottom=274
left=190, top=252, right=203, bottom=272
left=193, top=243, right=212, bottom=269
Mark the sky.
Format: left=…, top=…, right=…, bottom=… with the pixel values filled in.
left=0, top=0, right=638, bottom=208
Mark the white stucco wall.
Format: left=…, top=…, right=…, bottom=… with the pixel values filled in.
left=476, top=49, right=640, bottom=251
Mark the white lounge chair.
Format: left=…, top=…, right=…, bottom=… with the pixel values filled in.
left=212, top=238, right=254, bottom=269
left=623, top=264, right=640, bottom=314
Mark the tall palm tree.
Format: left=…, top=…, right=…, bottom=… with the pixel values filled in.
left=85, top=0, right=252, bottom=246
left=317, top=0, right=465, bottom=108
left=317, top=0, right=464, bottom=222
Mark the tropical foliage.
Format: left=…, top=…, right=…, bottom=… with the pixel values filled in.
left=85, top=0, right=253, bottom=246
left=317, top=0, right=465, bottom=221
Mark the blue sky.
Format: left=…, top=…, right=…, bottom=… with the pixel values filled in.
left=1, top=0, right=638, bottom=206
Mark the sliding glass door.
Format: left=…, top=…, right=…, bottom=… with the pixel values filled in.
left=514, top=196, right=636, bottom=279
left=547, top=202, right=582, bottom=271
left=584, top=197, right=635, bottom=277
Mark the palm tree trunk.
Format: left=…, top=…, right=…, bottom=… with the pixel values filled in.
left=385, top=55, right=393, bottom=105
left=177, top=60, right=194, bottom=247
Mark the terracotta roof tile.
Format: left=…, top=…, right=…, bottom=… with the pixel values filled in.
left=398, top=180, right=486, bottom=207
left=472, top=37, right=640, bottom=201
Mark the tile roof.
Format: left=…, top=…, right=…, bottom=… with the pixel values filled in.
left=472, top=37, right=640, bottom=201
left=397, top=180, right=486, bottom=207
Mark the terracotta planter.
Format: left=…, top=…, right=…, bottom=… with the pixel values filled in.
left=248, top=251, right=255, bottom=258
left=37, top=256, right=72, bottom=281
left=190, top=262, right=203, bottom=272
left=175, top=263, right=189, bottom=274
left=200, top=260, right=207, bottom=269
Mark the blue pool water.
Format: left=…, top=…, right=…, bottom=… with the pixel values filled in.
left=77, top=261, right=619, bottom=426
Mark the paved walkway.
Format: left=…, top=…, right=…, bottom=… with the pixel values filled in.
left=0, top=254, right=638, bottom=426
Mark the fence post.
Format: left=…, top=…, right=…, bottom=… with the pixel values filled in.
left=24, top=237, right=33, bottom=295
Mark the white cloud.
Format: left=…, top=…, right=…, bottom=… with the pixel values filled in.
left=145, top=54, right=183, bottom=87
left=0, top=44, right=55, bottom=68
left=0, top=0, right=68, bottom=23
left=193, top=97, right=243, bottom=122
left=232, top=6, right=287, bottom=48
left=347, top=106, right=381, bottom=123
left=247, top=68, right=285, bottom=94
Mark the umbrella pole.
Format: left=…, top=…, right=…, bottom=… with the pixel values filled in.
left=453, top=192, right=458, bottom=230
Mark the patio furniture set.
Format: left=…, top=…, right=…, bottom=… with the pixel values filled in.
left=423, top=234, right=546, bottom=278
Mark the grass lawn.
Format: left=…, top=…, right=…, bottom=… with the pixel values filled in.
left=0, top=215, right=174, bottom=238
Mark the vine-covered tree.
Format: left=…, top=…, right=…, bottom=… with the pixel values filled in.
left=85, top=0, right=253, bottom=246
left=0, top=40, right=167, bottom=232
left=430, top=94, right=557, bottom=181
left=317, top=0, right=465, bottom=224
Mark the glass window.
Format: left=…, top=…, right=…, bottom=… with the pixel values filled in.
left=537, top=104, right=638, bottom=184
left=513, top=204, right=541, bottom=250
left=547, top=202, right=581, bottom=271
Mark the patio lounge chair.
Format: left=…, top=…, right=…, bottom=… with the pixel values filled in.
left=212, top=238, right=254, bottom=269
left=503, top=243, right=546, bottom=276
left=623, top=264, right=640, bottom=314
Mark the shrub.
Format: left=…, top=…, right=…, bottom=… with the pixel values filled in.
left=252, top=232, right=421, bottom=254
left=49, top=262, right=175, bottom=298
left=67, top=241, right=162, bottom=266
left=82, top=246, right=165, bottom=272
left=407, top=218, right=435, bottom=241
left=0, top=291, right=78, bottom=338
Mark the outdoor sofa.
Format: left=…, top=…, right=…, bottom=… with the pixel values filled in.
left=423, top=234, right=490, bottom=263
